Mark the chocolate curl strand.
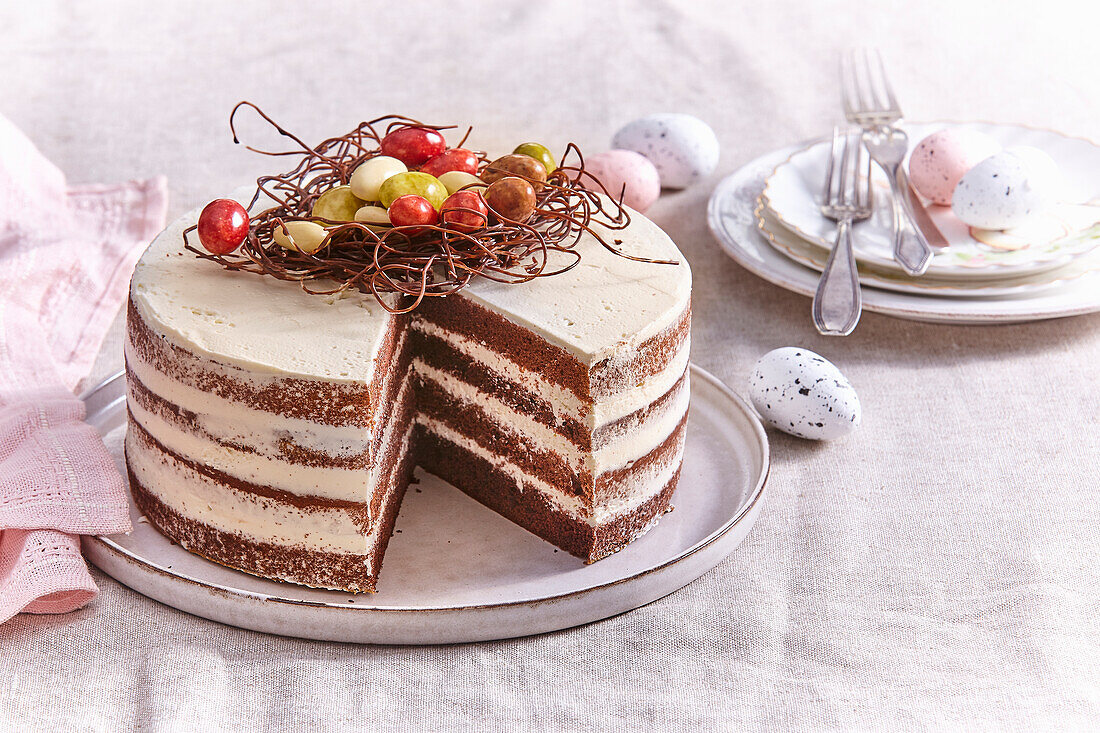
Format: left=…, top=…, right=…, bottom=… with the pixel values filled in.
left=186, top=104, right=677, bottom=313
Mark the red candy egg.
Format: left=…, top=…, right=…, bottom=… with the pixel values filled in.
left=380, top=127, right=447, bottom=168
left=420, top=148, right=479, bottom=178
left=197, top=199, right=249, bottom=255
left=440, top=190, right=489, bottom=233
left=387, top=194, right=439, bottom=233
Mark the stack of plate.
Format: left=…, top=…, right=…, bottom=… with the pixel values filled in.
left=708, top=122, right=1100, bottom=324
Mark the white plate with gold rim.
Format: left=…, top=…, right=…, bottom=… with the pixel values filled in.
left=80, top=365, right=768, bottom=645
left=708, top=143, right=1100, bottom=325
left=762, top=122, right=1100, bottom=280
left=754, top=198, right=1100, bottom=299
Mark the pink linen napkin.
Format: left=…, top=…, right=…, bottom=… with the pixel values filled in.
left=0, top=112, right=167, bottom=625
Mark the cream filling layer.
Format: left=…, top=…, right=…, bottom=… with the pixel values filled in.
left=411, top=319, right=587, bottom=424
left=411, top=319, right=689, bottom=428
left=125, top=337, right=377, bottom=457
left=127, top=427, right=414, bottom=559
left=129, top=370, right=414, bottom=503
left=417, top=415, right=683, bottom=526
left=415, top=358, right=689, bottom=476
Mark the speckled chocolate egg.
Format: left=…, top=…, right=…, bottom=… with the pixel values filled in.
left=582, top=150, right=661, bottom=212
left=908, top=128, right=1001, bottom=205
left=749, top=348, right=861, bottom=440
left=611, top=113, right=719, bottom=189
left=952, top=150, right=1054, bottom=230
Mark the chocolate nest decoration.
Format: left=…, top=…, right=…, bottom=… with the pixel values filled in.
left=183, top=101, right=677, bottom=314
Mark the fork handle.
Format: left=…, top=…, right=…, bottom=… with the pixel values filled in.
left=812, top=218, right=862, bottom=336
left=884, top=164, right=934, bottom=276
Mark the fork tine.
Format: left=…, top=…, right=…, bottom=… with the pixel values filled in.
left=863, top=136, right=874, bottom=210
left=822, top=126, right=840, bottom=205
left=838, top=130, right=854, bottom=207
left=856, top=134, right=873, bottom=209
left=850, top=49, right=872, bottom=115
left=839, top=54, right=856, bottom=118
left=873, top=48, right=901, bottom=115
left=857, top=48, right=882, bottom=112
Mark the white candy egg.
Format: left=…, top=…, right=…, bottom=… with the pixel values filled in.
left=749, top=348, right=861, bottom=440
left=611, top=113, right=719, bottom=189
left=350, top=156, right=407, bottom=201
left=272, top=220, right=328, bottom=254
left=952, top=150, right=1054, bottom=230
left=354, top=205, right=391, bottom=224
left=438, top=170, right=485, bottom=195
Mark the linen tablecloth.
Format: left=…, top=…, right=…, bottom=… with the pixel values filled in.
left=3, top=1, right=1098, bottom=729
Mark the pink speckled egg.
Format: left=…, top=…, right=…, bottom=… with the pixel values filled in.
left=908, top=129, right=1001, bottom=205
left=582, top=150, right=661, bottom=212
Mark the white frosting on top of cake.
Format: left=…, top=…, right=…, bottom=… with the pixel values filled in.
left=130, top=191, right=690, bottom=380
left=130, top=191, right=395, bottom=383
left=461, top=207, right=691, bottom=361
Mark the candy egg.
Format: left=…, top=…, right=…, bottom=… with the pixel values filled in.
left=388, top=194, right=439, bottom=232
left=485, top=176, right=536, bottom=222
left=197, top=199, right=249, bottom=255
left=378, top=171, right=449, bottom=210
left=440, top=190, right=490, bottom=232
left=611, top=113, right=719, bottom=189
left=582, top=150, right=661, bottom=213
left=1003, top=145, right=1064, bottom=200
left=952, top=150, right=1053, bottom=230
left=481, top=154, right=547, bottom=190
left=420, top=148, right=479, bottom=178
left=908, top=128, right=1001, bottom=205
left=312, top=185, right=365, bottom=222
left=438, top=170, right=485, bottom=195
left=380, top=127, right=447, bottom=167
left=272, top=220, right=328, bottom=254
left=354, top=205, right=391, bottom=225
left=350, top=156, right=407, bottom=201
left=513, top=142, right=557, bottom=174
left=749, top=347, right=861, bottom=440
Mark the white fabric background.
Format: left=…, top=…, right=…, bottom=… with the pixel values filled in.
left=3, top=1, right=1100, bottom=730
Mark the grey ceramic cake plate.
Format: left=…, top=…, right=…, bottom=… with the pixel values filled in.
left=80, top=364, right=768, bottom=645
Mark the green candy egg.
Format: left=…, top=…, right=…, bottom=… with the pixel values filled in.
left=312, top=185, right=366, bottom=222
left=378, top=172, right=448, bottom=210
left=513, top=142, right=556, bottom=174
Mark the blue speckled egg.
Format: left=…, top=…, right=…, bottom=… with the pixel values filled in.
left=611, top=113, right=719, bottom=189
left=749, top=348, right=861, bottom=440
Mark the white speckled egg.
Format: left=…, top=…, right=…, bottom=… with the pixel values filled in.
left=749, top=348, right=861, bottom=440
left=611, top=113, right=719, bottom=189
left=582, top=150, right=661, bottom=212
left=1003, top=145, right=1064, bottom=200
left=952, top=150, right=1053, bottom=230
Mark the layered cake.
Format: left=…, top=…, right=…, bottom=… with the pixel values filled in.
left=124, top=109, right=692, bottom=592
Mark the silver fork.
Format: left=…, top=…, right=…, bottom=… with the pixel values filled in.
left=842, top=49, right=935, bottom=276
left=812, top=128, right=873, bottom=336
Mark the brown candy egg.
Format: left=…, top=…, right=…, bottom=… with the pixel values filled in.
left=486, top=176, right=537, bottom=222
left=481, top=154, right=547, bottom=190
